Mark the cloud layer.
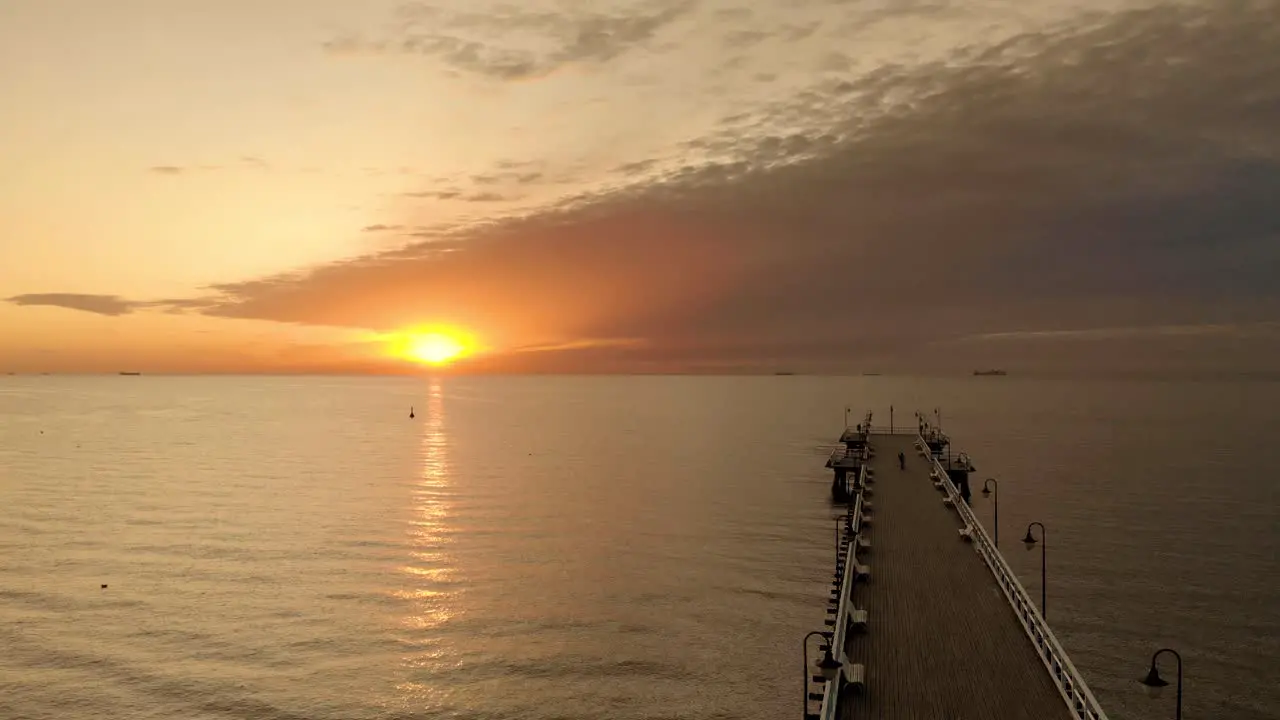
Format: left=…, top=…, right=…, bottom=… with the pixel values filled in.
left=12, top=0, right=1280, bottom=372
left=7, top=293, right=143, bottom=316
left=325, top=0, right=696, bottom=80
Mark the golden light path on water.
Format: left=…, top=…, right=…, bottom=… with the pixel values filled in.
left=393, top=377, right=460, bottom=706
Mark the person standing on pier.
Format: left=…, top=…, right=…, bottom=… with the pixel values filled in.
left=898, top=451, right=905, bottom=470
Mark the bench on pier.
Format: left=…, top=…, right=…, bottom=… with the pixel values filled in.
left=857, top=536, right=871, bottom=550
left=848, top=608, right=869, bottom=632
left=942, top=496, right=955, bottom=507
left=843, top=662, right=867, bottom=694
left=958, top=525, right=974, bottom=542
left=853, top=563, right=871, bottom=582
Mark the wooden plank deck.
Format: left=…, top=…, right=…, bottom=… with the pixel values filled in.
left=838, top=434, right=1072, bottom=719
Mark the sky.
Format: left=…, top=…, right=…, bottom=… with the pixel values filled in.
left=1, top=0, right=1278, bottom=374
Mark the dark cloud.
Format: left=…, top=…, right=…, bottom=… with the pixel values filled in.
left=473, top=171, right=544, bottom=185
left=715, top=7, right=754, bottom=22
left=403, top=190, right=461, bottom=200
left=724, top=29, right=771, bottom=47
left=324, top=0, right=695, bottom=80
left=220, top=2, right=1280, bottom=360
left=7, top=293, right=144, bottom=316
left=466, top=191, right=514, bottom=202
left=147, top=158, right=272, bottom=175
left=401, top=189, right=518, bottom=202
left=5, top=293, right=219, bottom=317
left=21, top=1, right=1280, bottom=373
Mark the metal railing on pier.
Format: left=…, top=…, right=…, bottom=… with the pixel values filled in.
left=918, top=436, right=1109, bottom=720
left=816, top=463, right=868, bottom=720
left=826, top=446, right=866, bottom=467
left=864, top=425, right=917, bottom=436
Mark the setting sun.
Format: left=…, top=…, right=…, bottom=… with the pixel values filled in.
left=382, top=326, right=479, bottom=366
left=409, top=333, right=465, bottom=364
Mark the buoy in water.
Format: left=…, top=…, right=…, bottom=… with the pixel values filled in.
left=409, top=406, right=415, bottom=419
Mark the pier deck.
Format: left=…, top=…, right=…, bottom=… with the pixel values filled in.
left=838, top=433, right=1072, bottom=719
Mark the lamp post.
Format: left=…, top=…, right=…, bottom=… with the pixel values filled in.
left=802, top=630, right=842, bottom=719
left=1022, top=522, right=1046, bottom=617
left=1139, top=647, right=1183, bottom=719
left=981, top=478, right=999, bottom=547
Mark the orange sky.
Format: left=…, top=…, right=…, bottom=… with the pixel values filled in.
left=2, top=0, right=1278, bottom=374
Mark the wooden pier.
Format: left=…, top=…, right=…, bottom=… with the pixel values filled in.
left=805, top=415, right=1107, bottom=720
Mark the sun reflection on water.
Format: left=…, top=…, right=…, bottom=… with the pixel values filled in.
left=398, top=376, right=459, bottom=644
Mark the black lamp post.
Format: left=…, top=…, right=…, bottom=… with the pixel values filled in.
left=1022, top=521, right=1046, bottom=617
left=1139, top=647, right=1183, bottom=719
left=802, top=631, right=842, bottom=719
left=981, top=478, right=999, bottom=547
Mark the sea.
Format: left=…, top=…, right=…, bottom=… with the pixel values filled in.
left=0, top=375, right=1276, bottom=720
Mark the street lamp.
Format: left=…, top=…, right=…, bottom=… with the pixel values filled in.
left=1022, top=521, right=1046, bottom=617
left=981, top=478, right=998, bottom=547
left=1139, top=647, right=1183, bottom=719
left=802, top=631, right=842, bottom=719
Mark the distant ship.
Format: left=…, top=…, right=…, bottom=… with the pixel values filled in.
left=774, top=371, right=796, bottom=376
left=973, top=369, right=1007, bottom=376
left=119, top=371, right=142, bottom=376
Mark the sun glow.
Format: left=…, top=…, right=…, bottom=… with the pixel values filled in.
left=385, top=326, right=478, bottom=366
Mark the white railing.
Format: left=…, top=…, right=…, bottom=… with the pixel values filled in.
left=826, top=446, right=867, bottom=467
left=816, top=465, right=866, bottom=720
left=841, top=413, right=874, bottom=436
left=918, top=436, right=1109, bottom=720
left=865, top=425, right=918, bottom=436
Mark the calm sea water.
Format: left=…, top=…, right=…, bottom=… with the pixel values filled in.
left=0, top=375, right=1276, bottom=720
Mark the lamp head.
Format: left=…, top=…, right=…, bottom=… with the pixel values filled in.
left=1140, top=666, right=1168, bottom=698
left=981, top=487, right=991, bottom=497
left=818, top=647, right=843, bottom=681
left=1022, top=531, right=1037, bottom=549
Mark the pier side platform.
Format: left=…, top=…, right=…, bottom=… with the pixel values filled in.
left=838, top=433, right=1072, bottom=719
